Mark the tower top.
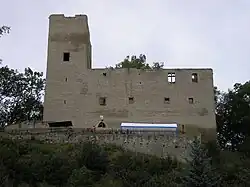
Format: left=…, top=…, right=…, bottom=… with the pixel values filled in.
left=49, top=14, right=88, bottom=20
left=48, top=13, right=90, bottom=40
left=47, top=13, right=92, bottom=68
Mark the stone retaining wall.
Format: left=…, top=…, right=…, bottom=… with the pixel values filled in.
left=0, top=128, right=193, bottom=161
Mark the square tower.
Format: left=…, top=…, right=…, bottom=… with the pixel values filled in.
left=43, top=14, right=92, bottom=123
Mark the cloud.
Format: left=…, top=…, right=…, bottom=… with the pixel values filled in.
left=0, top=0, right=249, bottom=91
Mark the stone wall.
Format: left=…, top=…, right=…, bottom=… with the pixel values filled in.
left=5, top=121, right=48, bottom=129
left=1, top=128, right=193, bottom=161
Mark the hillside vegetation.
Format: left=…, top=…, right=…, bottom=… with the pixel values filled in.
left=0, top=137, right=250, bottom=187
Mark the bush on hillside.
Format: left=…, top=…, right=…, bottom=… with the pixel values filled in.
left=0, top=138, right=250, bottom=186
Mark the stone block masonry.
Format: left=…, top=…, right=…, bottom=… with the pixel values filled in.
left=1, top=128, right=193, bottom=161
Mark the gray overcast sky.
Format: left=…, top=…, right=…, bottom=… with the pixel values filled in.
left=0, top=0, right=250, bottom=91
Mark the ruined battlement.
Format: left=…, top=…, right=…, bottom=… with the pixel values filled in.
left=49, top=14, right=88, bottom=19
left=48, top=14, right=91, bottom=46
left=48, top=14, right=89, bottom=31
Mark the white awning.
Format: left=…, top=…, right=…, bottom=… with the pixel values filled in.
left=120, top=123, right=177, bottom=128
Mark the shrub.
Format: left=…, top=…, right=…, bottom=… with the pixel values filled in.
left=76, top=142, right=109, bottom=174
left=68, top=166, right=96, bottom=187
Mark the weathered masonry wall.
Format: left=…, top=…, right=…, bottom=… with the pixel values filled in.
left=1, top=128, right=193, bottom=161
left=76, top=68, right=215, bottom=129
left=44, top=66, right=216, bottom=131
left=43, top=14, right=216, bottom=137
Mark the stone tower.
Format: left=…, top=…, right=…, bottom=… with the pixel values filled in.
left=43, top=14, right=92, bottom=123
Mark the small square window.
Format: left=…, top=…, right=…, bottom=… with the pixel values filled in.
left=63, top=52, right=70, bottom=62
left=192, top=73, right=198, bottom=83
left=168, top=72, right=176, bottom=83
left=164, top=97, right=170, bottom=104
left=188, top=97, right=194, bottom=104
left=128, top=97, right=134, bottom=104
left=99, top=97, right=106, bottom=106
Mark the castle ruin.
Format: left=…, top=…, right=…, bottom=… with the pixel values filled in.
left=43, top=14, right=216, bottom=139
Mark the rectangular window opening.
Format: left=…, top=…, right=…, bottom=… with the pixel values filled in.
left=181, top=124, right=185, bottom=134
left=49, top=121, right=72, bottom=128
left=168, top=72, right=176, bottom=83
left=192, top=73, right=198, bottom=83
left=99, top=97, right=106, bottom=106
left=128, top=97, right=134, bottom=104
left=65, top=77, right=68, bottom=82
left=188, top=97, right=194, bottom=104
left=164, top=97, right=170, bottom=104
left=63, top=52, right=70, bottom=62
left=63, top=100, right=67, bottom=104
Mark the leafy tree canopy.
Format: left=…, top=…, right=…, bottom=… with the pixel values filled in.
left=182, top=138, right=221, bottom=187
left=216, top=81, right=250, bottom=150
left=0, top=65, right=45, bottom=127
left=0, top=26, right=10, bottom=64
left=115, top=54, right=164, bottom=70
left=0, top=25, right=44, bottom=128
left=0, top=26, right=10, bottom=37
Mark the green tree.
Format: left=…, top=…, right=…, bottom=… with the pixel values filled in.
left=115, top=54, right=164, bottom=70
left=216, top=81, right=250, bottom=150
left=182, top=137, right=220, bottom=187
left=0, top=26, right=10, bottom=64
left=0, top=66, right=45, bottom=127
left=214, top=86, right=221, bottom=106
left=152, top=62, right=164, bottom=70
left=0, top=26, right=10, bottom=37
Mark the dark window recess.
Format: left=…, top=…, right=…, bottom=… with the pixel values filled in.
left=97, top=121, right=106, bottom=128
left=181, top=124, right=185, bottom=134
left=164, top=97, right=170, bottom=104
left=49, top=121, right=73, bottom=128
left=192, top=73, right=198, bottom=82
left=128, top=97, right=134, bottom=104
left=99, top=97, right=106, bottom=106
left=65, top=77, right=68, bottom=82
left=64, top=100, right=67, bottom=104
left=168, top=72, right=176, bottom=83
left=103, top=72, right=107, bottom=76
left=188, top=97, right=194, bottom=104
left=63, top=52, right=70, bottom=62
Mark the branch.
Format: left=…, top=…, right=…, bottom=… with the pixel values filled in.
left=0, top=26, right=10, bottom=37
